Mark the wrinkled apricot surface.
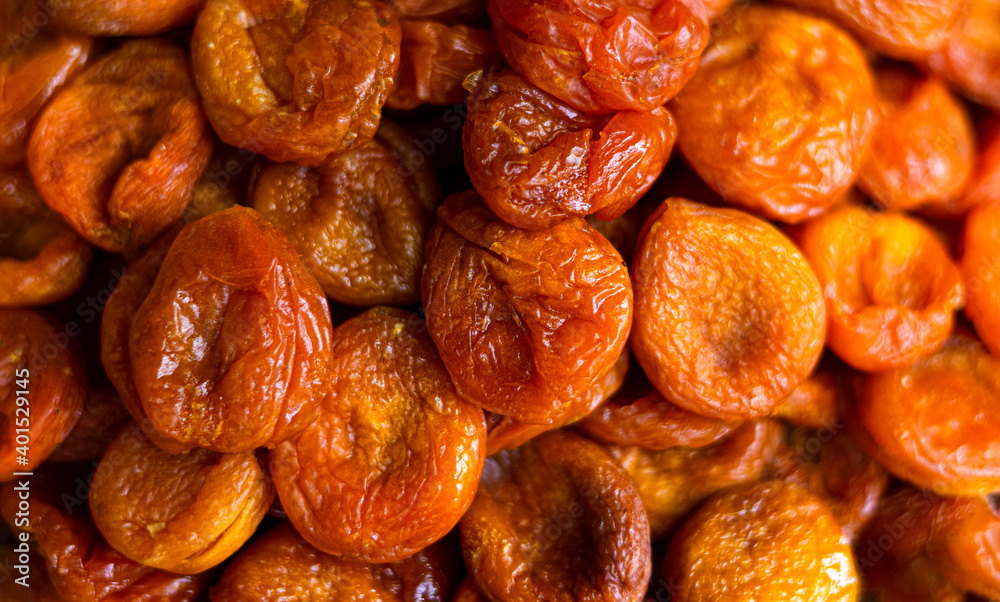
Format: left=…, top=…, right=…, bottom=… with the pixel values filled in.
left=770, top=358, right=840, bottom=429
left=47, top=0, right=205, bottom=35
left=925, top=0, right=1000, bottom=109
left=962, top=200, right=1000, bottom=356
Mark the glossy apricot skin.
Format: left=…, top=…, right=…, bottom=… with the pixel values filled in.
left=962, top=201, right=1000, bottom=357
left=460, top=430, right=651, bottom=602
left=211, top=523, right=462, bottom=600
left=422, top=191, right=633, bottom=424
left=0, top=170, right=93, bottom=307
left=664, top=481, right=859, bottom=602
left=793, top=205, right=964, bottom=372
left=192, top=0, right=401, bottom=166
left=770, top=358, right=840, bottom=429
left=28, top=40, right=211, bottom=253
left=0, top=309, right=86, bottom=481
left=488, top=0, right=709, bottom=114
left=252, top=121, right=441, bottom=306
left=845, top=335, right=1000, bottom=496
left=631, top=198, right=826, bottom=420
left=671, top=6, right=877, bottom=223
left=925, top=0, right=1000, bottom=110
left=857, top=67, right=974, bottom=214
left=463, top=69, right=676, bottom=229
left=48, top=380, right=132, bottom=462
left=607, top=419, right=783, bottom=538
left=388, top=21, right=502, bottom=110
left=128, top=207, right=333, bottom=453
left=271, top=307, right=486, bottom=562
left=47, top=0, right=205, bottom=35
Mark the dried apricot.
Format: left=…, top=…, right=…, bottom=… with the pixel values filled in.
left=192, top=0, right=401, bottom=165
left=47, top=0, right=205, bottom=35
left=664, top=481, right=859, bottom=601
left=0, top=170, right=93, bottom=307
left=388, top=0, right=485, bottom=19
left=463, top=69, right=676, bottom=229
left=962, top=200, right=1000, bottom=356
left=270, top=307, right=485, bottom=562
left=671, top=5, right=877, bottom=222
left=794, top=204, right=964, bottom=371
left=28, top=39, right=212, bottom=253
left=251, top=121, right=440, bottom=306
left=770, top=357, right=840, bottom=429
left=962, top=126, right=1000, bottom=209
left=48, top=379, right=131, bottom=463
left=925, top=0, right=1000, bottom=109
left=631, top=198, right=826, bottom=420
left=460, top=430, right=651, bottom=602
left=422, top=191, right=632, bottom=424
left=489, top=0, right=709, bottom=113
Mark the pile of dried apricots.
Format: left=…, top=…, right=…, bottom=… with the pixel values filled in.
left=1, top=0, right=1000, bottom=598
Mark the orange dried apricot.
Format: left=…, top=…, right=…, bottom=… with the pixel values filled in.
left=962, top=199, right=1000, bottom=356
left=770, top=357, right=840, bottom=429
left=48, top=379, right=131, bottom=463
left=962, top=125, right=1000, bottom=209
left=925, top=0, right=1000, bottom=109
left=47, top=0, right=205, bottom=35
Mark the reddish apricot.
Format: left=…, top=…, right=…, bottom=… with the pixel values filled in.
left=0, top=309, right=86, bottom=481
left=794, top=205, right=964, bottom=371
left=271, top=307, right=485, bottom=562
left=48, top=380, right=131, bottom=463
left=489, top=0, right=709, bottom=114
left=962, top=200, right=1000, bottom=356
left=0, top=170, right=93, bottom=307
left=631, top=198, right=826, bottom=420
left=607, top=419, right=783, bottom=537
left=857, top=67, right=975, bottom=214
left=460, top=430, right=650, bottom=602
left=47, top=0, right=205, bottom=35
left=463, top=69, right=676, bottom=229
left=664, top=481, right=859, bottom=601
left=252, top=121, right=441, bottom=306
left=671, top=6, right=876, bottom=222
left=422, top=191, right=632, bottom=424
left=192, top=0, right=401, bottom=165
left=925, top=0, right=1000, bottom=109
left=128, top=207, right=333, bottom=452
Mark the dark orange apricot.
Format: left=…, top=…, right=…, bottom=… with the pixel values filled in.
left=962, top=200, right=1000, bottom=356
left=961, top=126, right=1000, bottom=210
left=671, top=5, right=877, bottom=222
left=192, top=0, right=401, bottom=166
left=846, top=334, right=1000, bottom=496
left=179, top=144, right=258, bottom=227
left=463, top=69, right=676, bottom=229
left=128, top=207, right=333, bottom=452
left=631, top=198, right=826, bottom=420
left=0, top=309, right=85, bottom=481
left=924, top=495, right=1000, bottom=599
left=252, top=121, right=441, bottom=306
left=664, top=481, right=859, bottom=601
left=48, top=379, right=131, bottom=463
left=271, top=307, right=485, bottom=562
left=422, top=191, right=632, bottom=424
left=389, top=0, right=486, bottom=19
left=46, top=0, right=204, bottom=35
left=770, top=357, right=840, bottom=429
left=793, top=204, right=964, bottom=372
left=0, top=170, right=93, bottom=307
left=452, top=578, right=490, bottom=601
left=460, top=430, right=651, bottom=602
left=925, top=0, right=1000, bottom=109
left=607, top=419, right=783, bottom=538
left=211, top=522, right=463, bottom=600
left=585, top=203, right=645, bottom=264
left=857, top=66, right=975, bottom=214
left=489, top=0, right=709, bottom=114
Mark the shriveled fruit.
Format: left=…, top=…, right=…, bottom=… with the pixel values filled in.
left=962, top=200, right=1000, bottom=356
left=770, top=357, right=840, bottom=429
left=925, top=0, right=1000, bottom=109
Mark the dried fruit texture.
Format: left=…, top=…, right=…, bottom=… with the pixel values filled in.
left=460, top=430, right=651, bottom=602
left=0, top=309, right=85, bottom=481
left=607, top=419, right=783, bottom=538
left=271, top=307, right=486, bottom=562
left=794, top=205, right=964, bottom=372
left=47, top=0, right=205, bottom=35
left=388, top=0, right=486, bottom=19
left=463, top=69, right=676, bottom=229
left=631, top=198, right=826, bottom=420
left=252, top=121, right=441, bottom=306
left=844, top=335, right=1000, bottom=496
left=857, top=67, right=975, bottom=214
left=48, top=380, right=132, bottom=462
left=28, top=39, right=212, bottom=253
left=0, top=2, right=91, bottom=168
left=767, top=427, right=888, bottom=541
left=211, top=523, right=462, bottom=601
left=770, top=358, right=840, bottom=429
left=962, top=127, right=1000, bottom=209
left=488, top=0, right=709, bottom=114
left=387, top=21, right=502, bottom=110
left=88, top=424, right=273, bottom=574
left=128, top=207, right=333, bottom=452
left=192, top=0, right=401, bottom=166
left=664, top=482, right=859, bottom=602
left=924, top=495, right=1000, bottom=599
left=422, top=191, right=633, bottom=424
left=485, top=349, right=628, bottom=456
left=925, top=0, right=1000, bottom=109
left=0, top=170, right=93, bottom=307
left=0, top=465, right=215, bottom=601
left=576, top=355, right=737, bottom=449
left=962, top=201, right=1000, bottom=356
left=671, top=6, right=876, bottom=223
left=180, top=145, right=257, bottom=227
